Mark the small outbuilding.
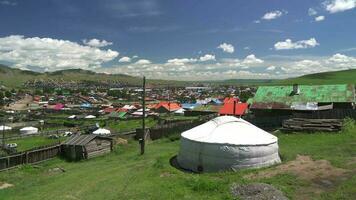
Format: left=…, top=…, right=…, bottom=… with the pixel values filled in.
left=61, top=134, right=113, bottom=161
left=177, top=116, right=281, bottom=172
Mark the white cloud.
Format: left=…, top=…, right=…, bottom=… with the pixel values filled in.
left=82, top=38, right=113, bottom=48
left=101, top=53, right=356, bottom=80
left=135, top=59, right=151, bottom=65
left=0, top=35, right=119, bottom=71
left=308, top=8, right=318, bottom=16
left=118, top=56, right=131, bottom=63
left=262, top=10, right=284, bottom=20
left=266, top=66, right=276, bottom=71
left=242, top=54, right=264, bottom=65
left=199, top=54, right=216, bottom=62
left=315, top=16, right=325, bottom=21
left=0, top=0, right=17, bottom=6
left=166, top=58, right=197, bottom=65
left=274, top=38, right=319, bottom=50
left=217, top=43, right=235, bottom=53
left=253, top=20, right=261, bottom=23
left=328, top=53, right=356, bottom=63
left=324, top=0, right=356, bottom=13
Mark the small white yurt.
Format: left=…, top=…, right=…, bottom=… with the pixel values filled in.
left=93, top=128, right=111, bottom=135
left=177, top=116, right=281, bottom=172
left=174, top=108, right=185, bottom=115
left=68, top=115, right=76, bottom=119
left=20, top=127, right=39, bottom=135
left=0, top=125, right=12, bottom=131
left=85, top=115, right=96, bottom=119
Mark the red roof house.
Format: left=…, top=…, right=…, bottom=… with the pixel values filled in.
left=103, top=107, right=117, bottom=113
left=154, top=102, right=181, bottom=113
left=219, top=102, right=248, bottom=116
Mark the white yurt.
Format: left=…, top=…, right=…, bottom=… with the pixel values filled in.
left=174, top=108, right=185, bottom=115
left=20, top=127, right=39, bottom=135
left=177, top=116, right=281, bottom=172
left=68, top=115, right=76, bottom=119
left=93, top=128, right=111, bottom=135
left=0, top=125, right=12, bottom=131
left=85, top=115, right=96, bottom=119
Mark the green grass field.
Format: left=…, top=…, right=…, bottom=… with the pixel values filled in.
left=0, top=120, right=355, bottom=200
left=7, top=136, right=65, bottom=152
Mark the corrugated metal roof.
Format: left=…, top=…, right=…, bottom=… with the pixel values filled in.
left=64, top=134, right=97, bottom=146
left=219, top=103, right=248, bottom=116
left=250, top=84, right=354, bottom=109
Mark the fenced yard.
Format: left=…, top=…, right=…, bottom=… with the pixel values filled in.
left=0, top=143, right=60, bottom=171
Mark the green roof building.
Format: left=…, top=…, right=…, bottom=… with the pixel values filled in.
left=108, top=111, right=127, bottom=119
left=249, top=84, right=355, bottom=110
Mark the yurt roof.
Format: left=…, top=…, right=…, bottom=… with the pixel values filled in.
left=93, top=128, right=111, bottom=135
left=181, top=116, right=277, bottom=145
left=20, top=126, right=38, bottom=131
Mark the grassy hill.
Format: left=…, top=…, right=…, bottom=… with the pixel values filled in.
left=275, top=69, right=356, bottom=85
left=0, top=65, right=185, bottom=88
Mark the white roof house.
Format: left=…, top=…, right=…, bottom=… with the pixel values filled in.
left=123, top=105, right=136, bottom=110
left=177, top=116, right=281, bottom=172
left=174, top=108, right=185, bottom=115
left=68, top=115, right=76, bottom=119
left=92, top=128, right=111, bottom=135
left=20, top=127, right=39, bottom=135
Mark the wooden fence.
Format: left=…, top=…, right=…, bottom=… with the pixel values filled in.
left=136, top=114, right=217, bottom=140
left=3, top=125, right=96, bottom=141
left=243, top=115, right=291, bottom=130
left=292, top=109, right=356, bottom=119
left=0, top=143, right=60, bottom=171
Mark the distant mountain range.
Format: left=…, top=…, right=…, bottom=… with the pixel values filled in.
left=0, top=65, right=184, bottom=88
left=0, top=64, right=355, bottom=88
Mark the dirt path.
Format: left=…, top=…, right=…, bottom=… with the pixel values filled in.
left=0, top=182, right=14, bottom=190
left=245, top=155, right=352, bottom=199
left=6, top=95, right=33, bottom=111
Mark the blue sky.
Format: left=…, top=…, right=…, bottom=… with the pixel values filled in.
left=0, top=0, right=355, bottom=80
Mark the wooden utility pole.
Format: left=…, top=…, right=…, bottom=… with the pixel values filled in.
left=140, top=76, right=146, bottom=155
left=1, top=118, right=5, bottom=148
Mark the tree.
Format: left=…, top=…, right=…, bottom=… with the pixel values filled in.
left=0, top=91, right=4, bottom=106
left=239, top=90, right=254, bottom=103
left=4, top=90, right=12, bottom=98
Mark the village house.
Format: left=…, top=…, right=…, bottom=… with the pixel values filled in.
left=248, top=84, right=355, bottom=118
left=61, top=134, right=113, bottom=161
left=219, top=97, right=248, bottom=117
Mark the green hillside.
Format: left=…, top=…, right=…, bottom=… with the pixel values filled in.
left=0, top=65, right=184, bottom=88
left=275, top=69, right=356, bottom=85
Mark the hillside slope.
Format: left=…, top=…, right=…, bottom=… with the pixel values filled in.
left=275, top=69, right=356, bottom=85
left=0, top=65, right=184, bottom=88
